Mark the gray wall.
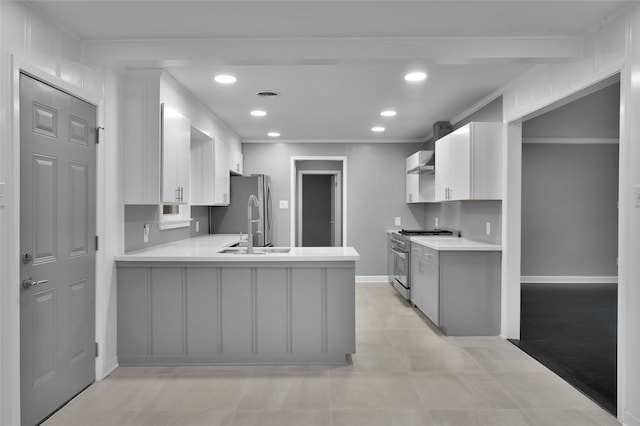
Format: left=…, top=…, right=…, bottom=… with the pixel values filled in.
left=523, top=82, right=620, bottom=139
left=521, top=143, right=619, bottom=276
left=124, top=205, right=209, bottom=252
left=521, top=82, right=620, bottom=277
left=425, top=201, right=502, bottom=244
left=242, top=142, right=425, bottom=275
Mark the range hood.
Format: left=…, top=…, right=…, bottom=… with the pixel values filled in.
left=406, top=150, right=434, bottom=174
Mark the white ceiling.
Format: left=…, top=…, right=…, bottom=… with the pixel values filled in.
left=27, top=0, right=632, bottom=143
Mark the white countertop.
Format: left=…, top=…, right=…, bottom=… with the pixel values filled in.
left=410, top=236, right=502, bottom=251
left=115, top=234, right=360, bottom=262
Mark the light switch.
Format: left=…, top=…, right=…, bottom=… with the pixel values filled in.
left=0, top=182, right=4, bottom=197
left=486, top=222, right=491, bottom=235
left=395, top=217, right=401, bottom=226
left=279, top=200, right=289, bottom=209
left=435, top=217, right=439, bottom=228
left=196, top=220, right=200, bottom=232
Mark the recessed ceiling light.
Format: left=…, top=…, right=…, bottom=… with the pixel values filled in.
left=404, top=72, right=427, bottom=82
left=214, top=74, right=237, bottom=84
left=371, top=126, right=385, bottom=132
left=267, top=132, right=280, bottom=138
left=380, top=110, right=397, bottom=117
left=250, top=110, right=267, bottom=117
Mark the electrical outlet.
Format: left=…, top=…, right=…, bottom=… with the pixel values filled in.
left=486, top=222, right=491, bottom=235
left=435, top=217, right=439, bottom=228
left=635, top=185, right=640, bottom=207
left=279, top=200, right=289, bottom=209
left=143, top=223, right=150, bottom=243
left=395, top=217, right=401, bottom=226
left=196, top=220, right=200, bottom=232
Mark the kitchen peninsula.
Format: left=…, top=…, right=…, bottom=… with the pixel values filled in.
left=114, top=235, right=359, bottom=365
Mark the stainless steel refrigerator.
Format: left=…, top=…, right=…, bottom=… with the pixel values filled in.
left=210, top=174, right=273, bottom=247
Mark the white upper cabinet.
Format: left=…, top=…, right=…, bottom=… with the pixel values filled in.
left=161, top=104, right=190, bottom=204
left=123, top=69, right=163, bottom=205
left=406, top=150, right=436, bottom=203
left=189, top=126, right=215, bottom=206
left=123, top=69, right=242, bottom=207
left=434, top=122, right=504, bottom=201
left=123, top=70, right=192, bottom=205
left=213, top=140, right=230, bottom=205
left=228, top=142, right=243, bottom=176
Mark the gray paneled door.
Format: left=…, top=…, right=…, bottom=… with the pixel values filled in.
left=20, top=73, right=96, bottom=426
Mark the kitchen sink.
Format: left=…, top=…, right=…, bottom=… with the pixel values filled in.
left=218, top=247, right=291, bottom=255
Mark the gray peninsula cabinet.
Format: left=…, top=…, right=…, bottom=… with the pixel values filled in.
left=410, top=239, right=501, bottom=336
left=116, top=260, right=356, bottom=365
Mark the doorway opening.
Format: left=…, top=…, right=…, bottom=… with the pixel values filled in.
left=513, top=75, right=620, bottom=415
left=297, top=171, right=341, bottom=247
left=290, top=157, right=346, bottom=247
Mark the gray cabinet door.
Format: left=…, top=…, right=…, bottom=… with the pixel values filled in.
left=117, top=268, right=150, bottom=356
left=410, top=253, right=423, bottom=310
left=256, top=267, right=289, bottom=354
left=151, top=268, right=184, bottom=355
left=439, top=252, right=501, bottom=336
left=291, top=268, right=324, bottom=353
left=327, top=267, right=356, bottom=354
left=186, top=268, right=220, bottom=354
left=422, top=249, right=439, bottom=326
left=221, top=268, right=253, bottom=354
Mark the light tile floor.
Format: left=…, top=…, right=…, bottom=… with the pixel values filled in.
left=42, top=283, right=619, bottom=426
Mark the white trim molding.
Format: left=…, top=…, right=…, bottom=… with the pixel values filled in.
left=356, top=276, right=391, bottom=283
left=6, top=55, right=104, bottom=426
left=289, top=156, right=347, bottom=248
left=521, top=275, right=618, bottom=284
left=522, top=138, right=619, bottom=145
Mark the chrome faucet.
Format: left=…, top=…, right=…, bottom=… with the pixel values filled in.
left=247, top=194, right=262, bottom=254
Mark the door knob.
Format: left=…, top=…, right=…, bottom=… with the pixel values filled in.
left=22, top=277, right=48, bottom=289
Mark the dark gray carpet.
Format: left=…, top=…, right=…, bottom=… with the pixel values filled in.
left=510, top=282, right=617, bottom=415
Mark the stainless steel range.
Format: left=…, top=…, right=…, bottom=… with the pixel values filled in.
left=388, top=229, right=459, bottom=300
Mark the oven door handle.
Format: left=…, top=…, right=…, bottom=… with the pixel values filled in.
left=391, top=238, right=404, bottom=247
left=389, top=248, right=406, bottom=259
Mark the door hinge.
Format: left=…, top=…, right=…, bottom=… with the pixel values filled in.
left=95, top=342, right=99, bottom=357
left=96, top=126, right=104, bottom=144
left=95, top=235, right=99, bottom=251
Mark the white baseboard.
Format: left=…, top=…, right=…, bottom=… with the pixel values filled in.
left=521, top=275, right=618, bottom=284
left=356, top=275, right=391, bottom=283
left=99, top=356, right=119, bottom=380
left=623, top=410, right=640, bottom=426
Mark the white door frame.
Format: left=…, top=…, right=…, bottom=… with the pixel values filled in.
left=2, top=56, right=104, bottom=426
left=290, top=156, right=347, bottom=247
left=296, top=169, right=342, bottom=247
left=501, top=70, right=627, bottom=421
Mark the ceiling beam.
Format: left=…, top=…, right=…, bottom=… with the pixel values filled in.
left=83, top=36, right=582, bottom=67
